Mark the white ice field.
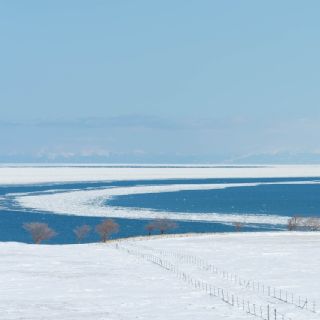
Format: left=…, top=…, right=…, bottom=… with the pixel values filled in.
left=2, top=164, right=320, bottom=185
left=1, top=165, right=320, bottom=319
left=1, top=232, right=320, bottom=320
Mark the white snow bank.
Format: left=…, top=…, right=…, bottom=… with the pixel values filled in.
left=1, top=232, right=319, bottom=320
left=2, top=165, right=320, bottom=185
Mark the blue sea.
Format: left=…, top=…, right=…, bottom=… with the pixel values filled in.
left=1, top=176, right=320, bottom=244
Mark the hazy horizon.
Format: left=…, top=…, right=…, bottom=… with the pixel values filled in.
left=1, top=1, right=320, bottom=164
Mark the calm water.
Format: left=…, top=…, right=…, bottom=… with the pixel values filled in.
left=1, top=176, right=319, bottom=244
left=108, top=183, right=320, bottom=216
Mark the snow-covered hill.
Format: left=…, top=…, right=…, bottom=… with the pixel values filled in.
left=1, top=232, right=319, bottom=320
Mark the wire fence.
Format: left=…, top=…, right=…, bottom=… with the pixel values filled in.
left=115, top=243, right=294, bottom=320
left=127, top=242, right=317, bottom=315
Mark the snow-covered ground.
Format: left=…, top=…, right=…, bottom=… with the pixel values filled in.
left=1, top=232, right=319, bottom=320
left=2, top=165, right=320, bottom=185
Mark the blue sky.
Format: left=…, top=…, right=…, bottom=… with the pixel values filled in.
left=1, top=1, right=320, bottom=163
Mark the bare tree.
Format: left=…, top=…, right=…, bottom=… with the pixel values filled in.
left=233, top=221, right=243, bottom=232
left=73, top=224, right=91, bottom=243
left=287, top=215, right=301, bottom=231
left=145, top=222, right=156, bottom=236
left=23, top=222, right=57, bottom=244
left=305, top=217, right=320, bottom=231
left=154, top=218, right=177, bottom=234
left=95, top=219, right=119, bottom=242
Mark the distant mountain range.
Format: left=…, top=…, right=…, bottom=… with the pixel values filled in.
left=1, top=151, right=320, bottom=164
left=227, top=152, right=320, bottom=164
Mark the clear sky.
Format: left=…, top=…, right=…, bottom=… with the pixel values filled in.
left=1, top=1, right=320, bottom=163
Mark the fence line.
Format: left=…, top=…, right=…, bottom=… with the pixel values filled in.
left=127, top=242, right=316, bottom=314
left=115, top=243, right=293, bottom=320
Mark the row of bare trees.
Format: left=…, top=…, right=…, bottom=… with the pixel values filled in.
left=22, top=215, right=320, bottom=244
left=231, top=217, right=320, bottom=232
left=23, top=219, right=119, bottom=244
left=145, top=218, right=178, bottom=235
left=23, top=218, right=179, bottom=244
left=287, top=216, right=320, bottom=231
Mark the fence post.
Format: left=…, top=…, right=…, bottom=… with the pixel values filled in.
left=267, top=305, right=270, bottom=320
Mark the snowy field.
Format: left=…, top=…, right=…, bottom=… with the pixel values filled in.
left=2, top=164, right=320, bottom=185
left=0, top=232, right=319, bottom=320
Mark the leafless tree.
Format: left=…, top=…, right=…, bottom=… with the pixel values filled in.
left=287, top=215, right=302, bottom=231
left=73, top=224, right=91, bottom=243
left=145, top=222, right=156, bottom=236
left=23, top=222, right=57, bottom=244
left=305, top=217, right=320, bottom=231
left=154, top=218, right=177, bottom=234
left=233, top=221, right=243, bottom=232
left=95, top=219, right=119, bottom=242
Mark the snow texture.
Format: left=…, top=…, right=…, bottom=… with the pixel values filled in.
left=1, top=232, right=319, bottom=320
left=2, top=164, right=320, bottom=185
